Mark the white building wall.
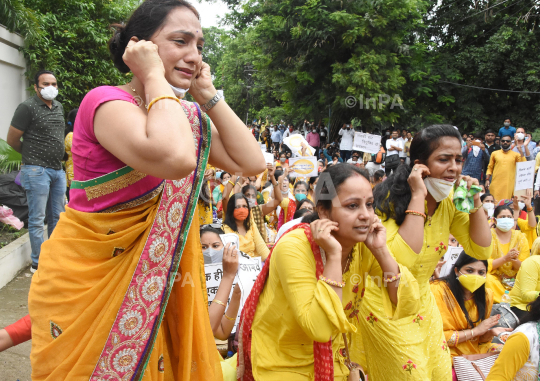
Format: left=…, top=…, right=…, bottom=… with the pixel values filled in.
left=0, top=25, right=28, bottom=142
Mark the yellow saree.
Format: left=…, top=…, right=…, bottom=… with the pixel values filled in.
left=28, top=94, right=223, bottom=381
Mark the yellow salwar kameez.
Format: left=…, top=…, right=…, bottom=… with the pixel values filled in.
left=356, top=196, right=492, bottom=381
left=486, top=229, right=530, bottom=303
left=198, top=200, right=213, bottom=225
left=64, top=132, right=74, bottom=187
left=250, top=228, right=420, bottom=380
left=517, top=217, right=537, bottom=249
left=222, top=223, right=270, bottom=260
left=431, top=281, right=499, bottom=357
left=510, top=255, right=540, bottom=312
left=486, top=149, right=525, bottom=202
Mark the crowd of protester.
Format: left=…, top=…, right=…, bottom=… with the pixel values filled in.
left=4, top=1, right=540, bottom=380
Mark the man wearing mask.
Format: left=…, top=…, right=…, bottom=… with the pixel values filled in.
left=283, top=124, right=294, bottom=140
left=305, top=126, right=320, bottom=157
left=384, top=129, right=404, bottom=176
left=486, top=135, right=526, bottom=201
left=6, top=70, right=66, bottom=273
left=512, top=127, right=535, bottom=161
left=462, top=132, right=489, bottom=182
left=498, top=118, right=516, bottom=138
left=398, top=128, right=408, bottom=163
left=271, top=125, right=283, bottom=152
left=347, top=151, right=363, bottom=167
left=338, top=122, right=355, bottom=161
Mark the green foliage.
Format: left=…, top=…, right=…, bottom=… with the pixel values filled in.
left=0, top=139, right=22, bottom=174
left=2, top=0, right=138, bottom=116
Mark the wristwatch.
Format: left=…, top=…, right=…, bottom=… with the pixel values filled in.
left=200, top=92, right=223, bottom=113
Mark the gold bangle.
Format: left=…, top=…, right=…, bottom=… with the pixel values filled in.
left=470, top=205, right=483, bottom=214
left=147, top=96, right=182, bottom=112
left=212, top=299, right=226, bottom=307
left=224, top=313, right=236, bottom=321
left=228, top=180, right=236, bottom=187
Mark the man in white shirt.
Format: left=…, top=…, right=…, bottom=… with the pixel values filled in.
left=385, top=129, right=404, bottom=176
left=338, top=123, right=355, bottom=162
left=398, top=129, right=408, bottom=163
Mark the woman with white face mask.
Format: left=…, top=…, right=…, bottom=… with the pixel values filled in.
left=431, top=252, right=509, bottom=359
left=486, top=205, right=530, bottom=303
left=481, top=193, right=496, bottom=218
left=362, top=125, right=493, bottom=380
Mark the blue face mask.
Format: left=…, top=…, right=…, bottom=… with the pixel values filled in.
left=295, top=193, right=307, bottom=202
left=496, top=217, right=514, bottom=232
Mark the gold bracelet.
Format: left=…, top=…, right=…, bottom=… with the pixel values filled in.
left=470, top=205, right=483, bottom=214
left=147, top=96, right=182, bottom=112
left=224, top=313, right=236, bottom=321
left=228, top=180, right=236, bottom=187
left=212, top=299, right=226, bottom=307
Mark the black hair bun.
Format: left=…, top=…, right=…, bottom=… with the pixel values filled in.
left=108, top=24, right=130, bottom=73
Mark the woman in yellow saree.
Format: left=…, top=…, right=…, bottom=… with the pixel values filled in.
left=28, top=1, right=265, bottom=380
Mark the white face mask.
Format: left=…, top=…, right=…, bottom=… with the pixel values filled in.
left=516, top=132, right=525, bottom=141
left=504, top=122, right=511, bottom=127
left=169, top=84, right=189, bottom=98
left=496, top=217, right=514, bottom=232
left=424, top=177, right=455, bottom=202
left=202, top=247, right=224, bottom=264
left=40, top=85, right=58, bottom=100
left=248, top=198, right=257, bottom=208
left=483, top=203, right=495, bottom=217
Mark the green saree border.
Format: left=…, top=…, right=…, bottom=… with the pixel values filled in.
left=70, top=166, right=134, bottom=189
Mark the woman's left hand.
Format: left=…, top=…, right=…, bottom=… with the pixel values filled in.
left=189, top=62, right=217, bottom=105
left=457, top=175, right=480, bottom=200
left=364, top=215, right=387, bottom=254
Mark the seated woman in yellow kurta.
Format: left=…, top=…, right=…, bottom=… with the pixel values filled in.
left=431, top=252, right=508, bottom=358
left=486, top=296, right=540, bottom=381
left=487, top=204, right=530, bottom=303
left=237, top=164, right=420, bottom=381
left=510, top=237, right=540, bottom=321
left=222, top=194, right=270, bottom=261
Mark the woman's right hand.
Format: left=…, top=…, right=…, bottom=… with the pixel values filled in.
left=476, top=314, right=500, bottom=336
left=122, top=38, right=165, bottom=83
left=408, top=164, right=430, bottom=199
left=222, top=243, right=239, bottom=279
left=311, top=219, right=342, bottom=259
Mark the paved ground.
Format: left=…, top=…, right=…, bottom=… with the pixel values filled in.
left=0, top=266, right=32, bottom=381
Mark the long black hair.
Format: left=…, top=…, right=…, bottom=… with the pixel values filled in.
left=223, top=193, right=251, bottom=232
left=109, top=0, right=200, bottom=73
left=519, top=295, right=540, bottom=325
left=374, top=124, right=462, bottom=225
left=65, top=108, right=78, bottom=136
left=439, top=252, right=489, bottom=328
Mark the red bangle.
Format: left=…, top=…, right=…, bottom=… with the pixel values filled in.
left=405, top=210, right=426, bottom=219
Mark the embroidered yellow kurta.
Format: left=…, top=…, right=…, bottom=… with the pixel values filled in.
left=517, top=217, right=537, bottom=249
left=431, top=281, right=498, bottom=357
left=250, top=229, right=419, bottom=380
left=510, top=255, right=540, bottom=311
left=64, top=132, right=74, bottom=187
left=356, top=196, right=492, bottom=381
left=222, top=223, right=269, bottom=261
left=486, top=229, right=530, bottom=303
left=486, top=150, right=525, bottom=202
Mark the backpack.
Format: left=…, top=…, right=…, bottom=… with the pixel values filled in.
left=372, top=148, right=386, bottom=164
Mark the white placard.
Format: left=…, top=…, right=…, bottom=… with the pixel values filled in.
left=439, top=246, right=464, bottom=278
left=283, top=134, right=315, bottom=157
left=263, top=152, right=275, bottom=165
left=260, top=143, right=267, bottom=152
left=205, top=253, right=262, bottom=328
left=515, top=161, right=535, bottom=192
left=352, top=132, right=381, bottom=154
left=289, top=156, right=318, bottom=178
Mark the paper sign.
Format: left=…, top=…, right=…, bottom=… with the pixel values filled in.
left=260, top=143, right=267, bottom=152
left=439, top=246, right=464, bottom=278
left=220, top=233, right=240, bottom=250
left=514, top=161, right=535, bottom=192
left=283, top=134, right=315, bottom=157
left=205, top=255, right=262, bottom=327
left=289, top=156, right=318, bottom=178
left=352, top=132, right=381, bottom=154
left=263, top=152, right=275, bottom=165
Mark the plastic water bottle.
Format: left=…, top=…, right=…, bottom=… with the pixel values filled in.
left=501, top=290, right=511, bottom=304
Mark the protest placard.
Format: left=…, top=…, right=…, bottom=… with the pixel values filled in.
left=283, top=134, right=315, bottom=157
left=439, top=246, right=465, bottom=278
left=260, top=143, right=267, bottom=152
left=220, top=233, right=240, bottom=249
left=352, top=132, right=382, bottom=154
left=514, top=161, right=535, bottom=194
left=204, top=254, right=262, bottom=327
left=289, top=156, right=318, bottom=178
left=263, top=152, right=275, bottom=165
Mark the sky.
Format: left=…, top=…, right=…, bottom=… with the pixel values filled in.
left=193, top=1, right=232, bottom=28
